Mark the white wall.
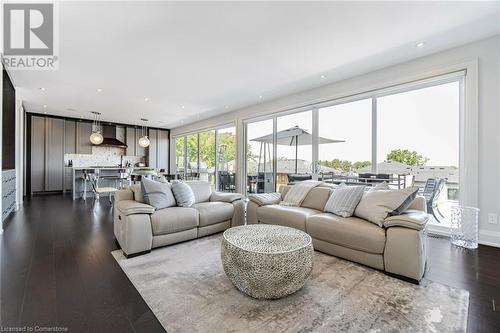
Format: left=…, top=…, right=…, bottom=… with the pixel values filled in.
left=171, top=35, right=500, bottom=246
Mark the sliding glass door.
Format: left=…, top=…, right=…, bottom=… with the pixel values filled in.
left=246, top=119, right=274, bottom=193
left=217, top=126, right=236, bottom=192
left=244, top=75, right=462, bottom=226
left=377, top=81, right=460, bottom=223
left=174, top=125, right=236, bottom=192
left=276, top=110, right=313, bottom=188
left=318, top=99, right=372, bottom=183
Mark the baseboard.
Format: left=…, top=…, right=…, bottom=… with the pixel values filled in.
left=428, top=224, right=500, bottom=248
left=479, top=230, right=500, bottom=248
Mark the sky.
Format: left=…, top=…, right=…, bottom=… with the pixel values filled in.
left=247, top=81, right=460, bottom=168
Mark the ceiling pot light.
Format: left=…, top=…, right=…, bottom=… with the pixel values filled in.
left=96, top=88, right=103, bottom=93
left=138, top=118, right=150, bottom=148
left=144, top=97, right=149, bottom=102
left=416, top=41, right=425, bottom=48
left=43, top=104, right=47, bottom=108
left=89, top=111, right=104, bottom=145
left=39, top=87, right=46, bottom=91
left=320, top=74, right=326, bottom=79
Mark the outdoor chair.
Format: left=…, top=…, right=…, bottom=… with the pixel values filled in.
left=421, top=178, right=446, bottom=222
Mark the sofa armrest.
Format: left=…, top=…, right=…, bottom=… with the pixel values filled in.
left=248, top=193, right=281, bottom=206
left=384, top=210, right=429, bottom=231
left=210, top=192, right=242, bottom=203
left=115, top=189, right=133, bottom=203
left=407, top=196, right=427, bottom=213
left=116, top=200, right=155, bottom=216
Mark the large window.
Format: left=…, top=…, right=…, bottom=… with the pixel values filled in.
left=246, top=119, right=274, bottom=193
left=174, top=125, right=236, bottom=192
left=199, top=130, right=216, bottom=184
left=175, top=137, right=185, bottom=179
left=318, top=99, right=372, bottom=181
left=244, top=76, right=462, bottom=226
left=377, top=81, right=460, bottom=222
left=276, top=111, right=312, bottom=189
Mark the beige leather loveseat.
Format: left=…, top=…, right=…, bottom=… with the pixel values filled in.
left=248, top=184, right=429, bottom=282
left=114, top=181, right=244, bottom=257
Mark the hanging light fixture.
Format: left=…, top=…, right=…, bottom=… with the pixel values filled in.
left=138, top=118, right=150, bottom=148
left=89, top=111, right=104, bottom=145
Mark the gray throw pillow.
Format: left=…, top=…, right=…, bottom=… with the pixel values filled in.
left=323, top=183, right=366, bottom=218
left=141, top=178, right=176, bottom=210
left=354, top=186, right=420, bottom=227
left=171, top=180, right=196, bottom=207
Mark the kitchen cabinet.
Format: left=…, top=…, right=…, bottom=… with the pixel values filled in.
left=147, top=129, right=169, bottom=170
left=135, top=128, right=146, bottom=157
left=126, top=126, right=136, bottom=156
left=125, top=126, right=147, bottom=157
left=76, top=121, right=92, bottom=154
left=148, top=129, right=157, bottom=168
left=30, top=116, right=65, bottom=193
left=46, top=118, right=65, bottom=191
left=64, top=120, right=76, bottom=153
left=31, top=116, right=46, bottom=192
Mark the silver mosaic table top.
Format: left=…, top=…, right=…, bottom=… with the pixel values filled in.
left=223, top=224, right=312, bottom=254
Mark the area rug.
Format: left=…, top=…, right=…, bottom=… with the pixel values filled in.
left=112, top=235, right=469, bottom=333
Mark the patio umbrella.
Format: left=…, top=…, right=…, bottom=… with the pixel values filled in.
left=251, top=126, right=344, bottom=174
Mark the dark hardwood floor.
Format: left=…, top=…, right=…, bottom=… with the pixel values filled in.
left=1, top=195, right=500, bottom=332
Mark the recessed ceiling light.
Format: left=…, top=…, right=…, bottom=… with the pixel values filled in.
left=144, top=97, right=149, bottom=102
left=43, top=111, right=47, bottom=114
left=43, top=104, right=47, bottom=108
left=320, top=74, right=326, bottom=79
left=259, top=95, right=263, bottom=99
left=39, top=87, right=46, bottom=91
left=181, top=105, right=185, bottom=109
left=416, top=41, right=425, bottom=48
left=96, top=88, right=103, bottom=93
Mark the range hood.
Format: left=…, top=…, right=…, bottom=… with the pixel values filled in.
left=94, top=124, right=128, bottom=148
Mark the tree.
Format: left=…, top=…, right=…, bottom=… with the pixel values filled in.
left=352, top=161, right=371, bottom=170
left=386, top=149, right=428, bottom=166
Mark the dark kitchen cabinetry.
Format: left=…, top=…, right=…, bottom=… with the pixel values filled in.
left=148, top=129, right=169, bottom=169
left=30, top=116, right=65, bottom=193
left=125, top=126, right=148, bottom=157
left=76, top=121, right=92, bottom=154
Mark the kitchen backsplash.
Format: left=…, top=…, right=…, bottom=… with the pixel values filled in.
left=64, top=146, right=145, bottom=167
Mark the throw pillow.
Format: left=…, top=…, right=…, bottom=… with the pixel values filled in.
left=171, top=180, right=196, bottom=207
left=141, top=178, right=176, bottom=210
left=354, top=186, right=420, bottom=227
left=323, top=183, right=366, bottom=218
left=370, top=182, right=390, bottom=191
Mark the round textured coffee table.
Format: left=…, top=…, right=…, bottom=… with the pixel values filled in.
left=221, top=224, right=314, bottom=299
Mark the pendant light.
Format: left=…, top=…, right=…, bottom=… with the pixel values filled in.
left=89, top=111, right=104, bottom=145
left=138, top=118, right=150, bottom=148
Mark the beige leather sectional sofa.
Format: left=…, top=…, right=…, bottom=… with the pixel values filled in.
left=114, top=181, right=244, bottom=257
left=248, top=184, right=429, bottom=282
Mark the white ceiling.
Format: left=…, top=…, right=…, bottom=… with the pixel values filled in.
left=10, top=1, right=500, bottom=129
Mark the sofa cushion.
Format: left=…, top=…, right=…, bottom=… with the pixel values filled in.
left=187, top=181, right=212, bottom=203
left=150, top=207, right=199, bottom=235
left=116, top=200, right=155, bottom=216
left=257, top=205, right=320, bottom=231
left=306, top=213, right=386, bottom=254
left=210, top=192, right=242, bottom=203
left=130, top=184, right=145, bottom=203
left=141, top=178, right=176, bottom=210
left=171, top=181, right=196, bottom=207
left=354, top=186, right=420, bottom=227
left=324, top=183, right=365, bottom=217
left=192, top=202, right=234, bottom=227
left=301, top=186, right=333, bottom=211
